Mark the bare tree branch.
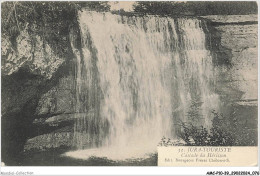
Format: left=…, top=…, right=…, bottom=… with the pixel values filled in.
left=13, top=2, right=21, bottom=31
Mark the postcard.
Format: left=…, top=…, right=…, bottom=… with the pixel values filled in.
left=1, top=1, right=258, bottom=174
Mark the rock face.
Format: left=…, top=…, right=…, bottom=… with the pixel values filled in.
left=1, top=14, right=258, bottom=164
left=1, top=22, right=79, bottom=164
left=1, top=30, right=64, bottom=79
left=202, top=15, right=258, bottom=145
left=201, top=15, right=257, bottom=104
left=24, top=126, right=74, bottom=151
left=35, top=76, right=77, bottom=115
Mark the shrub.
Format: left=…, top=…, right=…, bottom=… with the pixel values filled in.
left=171, top=110, right=257, bottom=146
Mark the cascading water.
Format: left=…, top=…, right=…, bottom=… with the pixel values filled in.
left=65, top=11, right=219, bottom=160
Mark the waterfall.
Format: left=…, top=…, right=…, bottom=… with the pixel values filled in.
left=66, top=11, right=219, bottom=160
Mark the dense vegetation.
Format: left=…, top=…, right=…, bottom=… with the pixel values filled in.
left=134, top=1, right=258, bottom=16
left=1, top=2, right=110, bottom=57
left=159, top=110, right=257, bottom=146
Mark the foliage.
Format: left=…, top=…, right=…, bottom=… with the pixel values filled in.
left=175, top=110, right=257, bottom=146
left=1, top=2, right=110, bottom=57
left=133, top=1, right=258, bottom=16
left=158, top=136, right=186, bottom=147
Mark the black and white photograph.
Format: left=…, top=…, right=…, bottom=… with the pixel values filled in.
left=1, top=1, right=258, bottom=168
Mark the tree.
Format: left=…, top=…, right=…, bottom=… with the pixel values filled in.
left=1, top=2, right=111, bottom=53
left=133, top=1, right=258, bottom=16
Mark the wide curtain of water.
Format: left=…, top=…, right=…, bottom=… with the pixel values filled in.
left=66, top=11, right=219, bottom=160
